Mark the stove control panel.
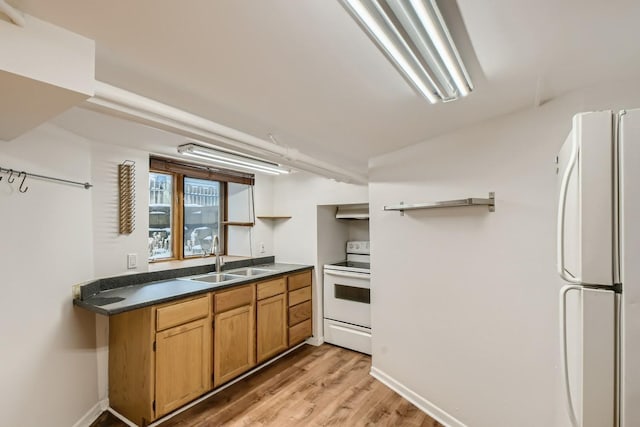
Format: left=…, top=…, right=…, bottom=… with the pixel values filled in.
left=346, top=241, right=370, bottom=255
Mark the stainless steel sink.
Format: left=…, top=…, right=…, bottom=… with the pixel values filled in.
left=226, top=267, right=277, bottom=277
left=189, top=273, right=243, bottom=283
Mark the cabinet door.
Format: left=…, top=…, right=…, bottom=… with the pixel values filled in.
left=257, top=293, right=288, bottom=363
left=214, top=304, right=255, bottom=387
left=155, top=317, right=212, bottom=417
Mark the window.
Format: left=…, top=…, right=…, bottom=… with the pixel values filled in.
left=149, top=172, right=174, bottom=260
left=148, top=157, right=254, bottom=262
left=183, top=177, right=220, bottom=257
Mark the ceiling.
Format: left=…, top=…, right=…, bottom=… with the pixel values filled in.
left=8, top=0, right=640, bottom=176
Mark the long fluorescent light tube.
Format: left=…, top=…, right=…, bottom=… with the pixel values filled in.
left=340, top=0, right=472, bottom=103
left=343, top=0, right=439, bottom=103
left=178, top=143, right=290, bottom=175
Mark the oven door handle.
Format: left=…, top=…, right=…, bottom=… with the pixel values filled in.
left=324, top=270, right=370, bottom=280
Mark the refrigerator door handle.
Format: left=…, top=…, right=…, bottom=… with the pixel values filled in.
left=560, top=284, right=581, bottom=427
left=557, top=131, right=581, bottom=284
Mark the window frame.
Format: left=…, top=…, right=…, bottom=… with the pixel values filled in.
left=149, top=157, right=254, bottom=262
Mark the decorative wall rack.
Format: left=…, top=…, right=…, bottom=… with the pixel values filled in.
left=0, top=166, right=93, bottom=193
left=118, top=160, right=136, bottom=234
left=384, top=192, right=495, bottom=216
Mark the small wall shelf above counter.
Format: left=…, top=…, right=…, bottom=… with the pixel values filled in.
left=256, top=215, right=292, bottom=220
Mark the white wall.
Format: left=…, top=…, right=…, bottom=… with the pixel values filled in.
left=90, top=141, right=150, bottom=406
left=227, top=182, right=253, bottom=256
left=0, top=120, right=163, bottom=425
left=272, top=172, right=368, bottom=341
left=347, top=219, right=370, bottom=241
left=317, top=206, right=350, bottom=266
left=227, top=176, right=275, bottom=257
left=368, top=79, right=640, bottom=427
left=0, top=124, right=99, bottom=427
left=272, top=172, right=368, bottom=263
left=91, top=144, right=149, bottom=277
left=251, top=175, right=275, bottom=257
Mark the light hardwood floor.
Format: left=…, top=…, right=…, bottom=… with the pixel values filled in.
left=161, top=344, right=442, bottom=427
left=94, top=344, right=443, bottom=427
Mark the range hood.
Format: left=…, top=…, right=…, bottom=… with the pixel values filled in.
left=335, top=204, right=369, bottom=220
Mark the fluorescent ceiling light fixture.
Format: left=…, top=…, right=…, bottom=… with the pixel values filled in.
left=340, top=0, right=472, bottom=103
left=177, top=143, right=290, bottom=175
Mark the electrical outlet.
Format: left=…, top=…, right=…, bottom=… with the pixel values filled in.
left=72, top=284, right=81, bottom=299
left=127, top=253, right=137, bottom=269
left=259, top=242, right=265, bottom=254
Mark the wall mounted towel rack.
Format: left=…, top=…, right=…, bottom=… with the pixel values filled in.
left=384, top=192, right=495, bottom=215
left=0, top=166, right=92, bottom=193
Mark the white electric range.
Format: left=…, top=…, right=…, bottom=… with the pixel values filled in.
left=323, top=241, right=371, bottom=354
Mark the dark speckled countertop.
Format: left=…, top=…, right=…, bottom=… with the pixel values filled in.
left=74, top=259, right=313, bottom=315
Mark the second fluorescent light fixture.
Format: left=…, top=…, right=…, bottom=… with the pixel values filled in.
left=340, top=0, right=472, bottom=103
left=177, top=143, right=290, bottom=175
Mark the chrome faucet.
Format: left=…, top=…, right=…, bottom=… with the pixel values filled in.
left=212, top=234, right=224, bottom=273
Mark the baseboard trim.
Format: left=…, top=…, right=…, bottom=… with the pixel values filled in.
left=370, top=366, right=467, bottom=427
left=107, top=408, right=137, bottom=427
left=306, top=335, right=324, bottom=346
left=71, top=398, right=110, bottom=427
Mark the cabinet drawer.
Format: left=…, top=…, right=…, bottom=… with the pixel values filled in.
left=289, top=319, right=312, bottom=346
left=288, top=286, right=311, bottom=307
left=288, top=300, right=311, bottom=327
left=287, top=270, right=312, bottom=291
left=215, top=284, right=254, bottom=313
left=257, top=278, right=286, bottom=300
left=156, top=295, right=210, bottom=331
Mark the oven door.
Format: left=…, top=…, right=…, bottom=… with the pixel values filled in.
left=323, top=269, right=371, bottom=328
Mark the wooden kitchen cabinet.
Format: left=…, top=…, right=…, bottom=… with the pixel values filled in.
left=287, top=270, right=313, bottom=346
left=288, top=300, right=311, bottom=326
left=256, top=278, right=288, bottom=363
left=288, top=270, right=312, bottom=291
left=109, top=294, right=212, bottom=426
left=289, top=286, right=312, bottom=306
left=107, top=268, right=313, bottom=425
left=213, top=284, right=256, bottom=387
left=155, top=316, right=212, bottom=417
left=109, top=306, right=155, bottom=426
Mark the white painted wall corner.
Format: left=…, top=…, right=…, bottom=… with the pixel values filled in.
left=306, top=336, right=324, bottom=346
left=71, top=398, right=109, bottom=427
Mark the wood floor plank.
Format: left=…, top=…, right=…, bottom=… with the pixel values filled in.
left=240, top=348, right=366, bottom=425
left=317, top=375, right=396, bottom=426
left=284, top=356, right=372, bottom=423
left=162, top=346, right=319, bottom=426
left=149, top=344, right=442, bottom=427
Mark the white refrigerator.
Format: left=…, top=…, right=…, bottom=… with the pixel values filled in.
left=557, top=109, right=640, bottom=427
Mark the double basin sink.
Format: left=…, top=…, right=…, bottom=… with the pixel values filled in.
left=187, top=267, right=277, bottom=284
